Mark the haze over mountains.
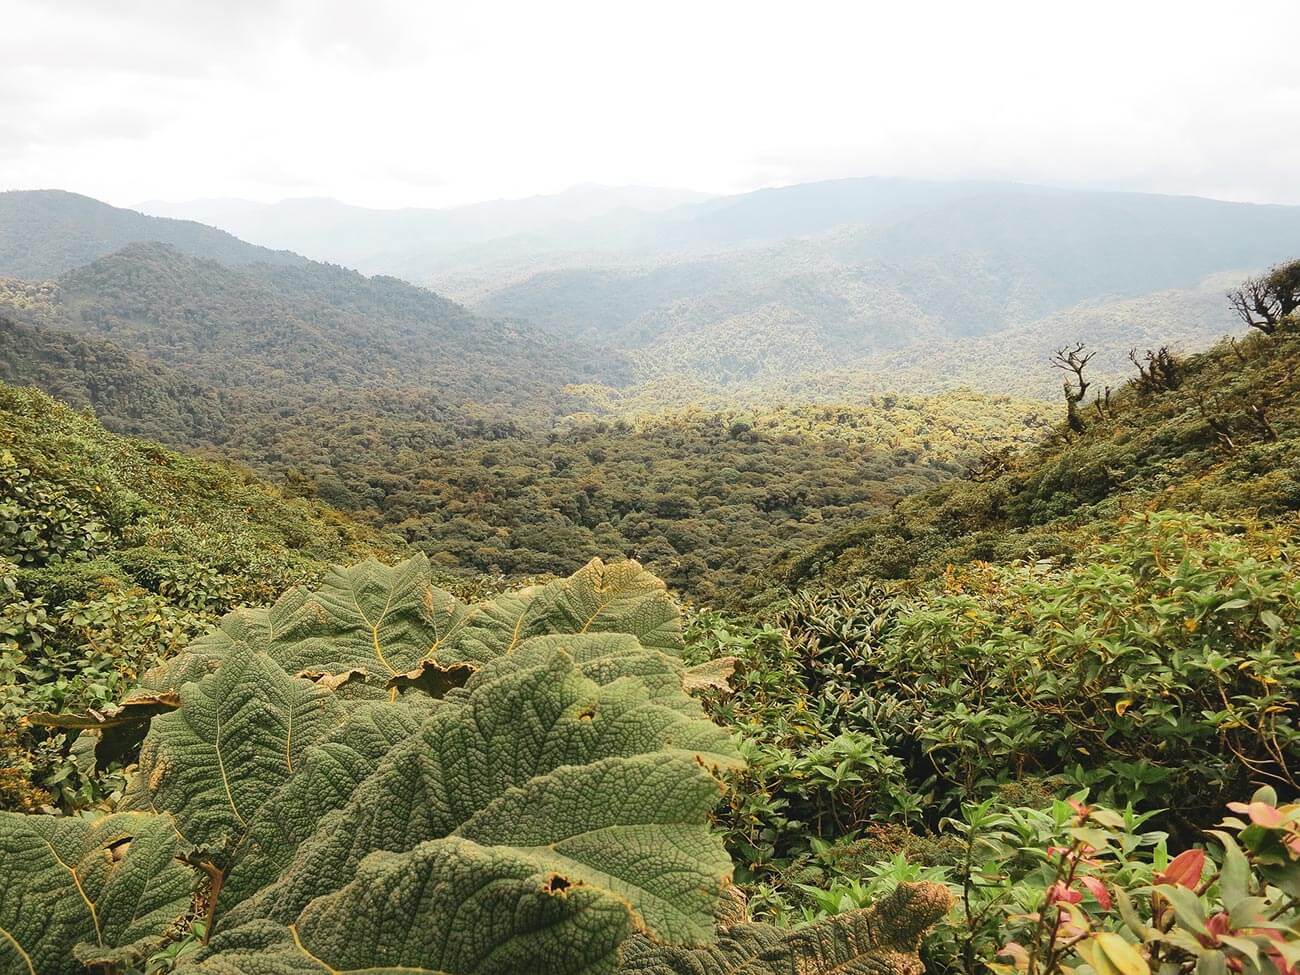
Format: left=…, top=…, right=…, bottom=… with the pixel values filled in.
left=133, top=178, right=1300, bottom=398
left=4, top=179, right=1300, bottom=414
left=0, top=189, right=304, bottom=280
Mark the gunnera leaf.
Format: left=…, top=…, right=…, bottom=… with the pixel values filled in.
left=14, top=556, right=734, bottom=975
left=615, top=881, right=954, bottom=975
left=0, top=811, right=198, bottom=975
left=451, top=558, right=683, bottom=662
left=185, top=839, right=637, bottom=975
left=197, top=643, right=740, bottom=973
left=126, top=642, right=349, bottom=863
left=262, top=554, right=474, bottom=684
left=214, top=698, right=432, bottom=915
left=84, top=556, right=683, bottom=717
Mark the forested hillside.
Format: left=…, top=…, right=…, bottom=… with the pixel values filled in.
left=154, top=178, right=1300, bottom=400
left=0, top=190, right=304, bottom=279
left=0, top=383, right=397, bottom=809
left=1, top=241, right=626, bottom=406
left=790, top=318, right=1300, bottom=587
left=0, top=209, right=1052, bottom=601
left=317, top=396, right=1047, bottom=602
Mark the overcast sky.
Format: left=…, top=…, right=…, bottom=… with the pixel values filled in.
left=3, top=0, right=1298, bottom=210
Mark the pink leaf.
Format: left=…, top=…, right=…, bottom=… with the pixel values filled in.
left=1080, top=875, right=1112, bottom=910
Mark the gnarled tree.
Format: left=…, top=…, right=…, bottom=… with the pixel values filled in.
left=1050, top=343, right=1095, bottom=434
left=1227, top=258, right=1300, bottom=334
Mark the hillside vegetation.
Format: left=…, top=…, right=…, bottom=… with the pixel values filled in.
left=359, top=395, right=1048, bottom=602
left=1, top=238, right=1298, bottom=975
left=0, top=228, right=1050, bottom=602
left=667, top=314, right=1300, bottom=969
left=790, top=322, right=1300, bottom=587
left=129, top=181, right=1300, bottom=402
left=1, top=241, right=625, bottom=410
left=0, top=383, right=395, bottom=809
left=455, top=181, right=1300, bottom=396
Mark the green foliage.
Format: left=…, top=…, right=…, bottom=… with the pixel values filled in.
left=0, top=241, right=1044, bottom=604
left=683, top=512, right=1298, bottom=922
left=976, top=789, right=1300, bottom=975
left=793, top=324, right=1300, bottom=588
left=0, top=811, right=199, bottom=975
left=0, top=384, right=392, bottom=810
left=859, top=512, right=1298, bottom=816
left=618, top=881, right=953, bottom=975
left=383, top=400, right=1044, bottom=604
left=0, top=556, right=786, bottom=975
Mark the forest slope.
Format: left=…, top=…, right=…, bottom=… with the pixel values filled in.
left=0, top=189, right=305, bottom=279
left=0, top=382, right=399, bottom=807
left=0, top=216, right=1050, bottom=602
left=788, top=318, right=1300, bottom=588
left=453, top=182, right=1300, bottom=396
left=0, top=241, right=628, bottom=406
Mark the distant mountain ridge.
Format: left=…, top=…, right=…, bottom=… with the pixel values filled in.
left=130, top=178, right=1300, bottom=399
left=0, top=189, right=305, bottom=279
left=0, top=240, right=629, bottom=409
left=137, top=184, right=714, bottom=272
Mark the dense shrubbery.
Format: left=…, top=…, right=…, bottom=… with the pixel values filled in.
left=779, top=789, right=1300, bottom=975
left=685, top=512, right=1299, bottom=924
left=792, top=324, right=1300, bottom=589
left=0, top=385, right=391, bottom=809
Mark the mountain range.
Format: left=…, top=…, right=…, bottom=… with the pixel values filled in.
left=130, top=178, right=1300, bottom=398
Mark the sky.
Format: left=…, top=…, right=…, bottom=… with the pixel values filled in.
left=3, top=0, right=1299, bottom=210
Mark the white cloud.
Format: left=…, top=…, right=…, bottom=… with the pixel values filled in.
left=2, top=0, right=1298, bottom=208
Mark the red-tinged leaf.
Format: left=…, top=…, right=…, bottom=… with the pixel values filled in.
left=1156, top=849, right=1207, bottom=889
left=1081, top=875, right=1113, bottom=910
left=1048, top=881, right=1083, bottom=905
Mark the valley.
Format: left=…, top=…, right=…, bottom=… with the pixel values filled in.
left=1, top=178, right=1298, bottom=975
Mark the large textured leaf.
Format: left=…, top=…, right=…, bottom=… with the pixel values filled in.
left=75, top=557, right=683, bottom=722
left=0, top=812, right=198, bottom=975
left=531, top=558, right=682, bottom=653
left=464, top=633, right=707, bottom=715
left=452, top=559, right=683, bottom=662
left=140, top=607, right=275, bottom=694
left=259, top=555, right=473, bottom=683
left=13, top=556, right=730, bottom=975
left=128, top=643, right=348, bottom=862
left=215, top=698, right=431, bottom=914
left=616, top=882, right=953, bottom=975
left=184, top=839, right=638, bottom=975
left=212, top=644, right=738, bottom=965
left=24, top=611, right=273, bottom=766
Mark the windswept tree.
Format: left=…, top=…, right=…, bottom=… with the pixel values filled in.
left=1129, top=345, right=1182, bottom=394
left=1227, top=258, right=1300, bottom=334
left=1050, top=343, right=1095, bottom=434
